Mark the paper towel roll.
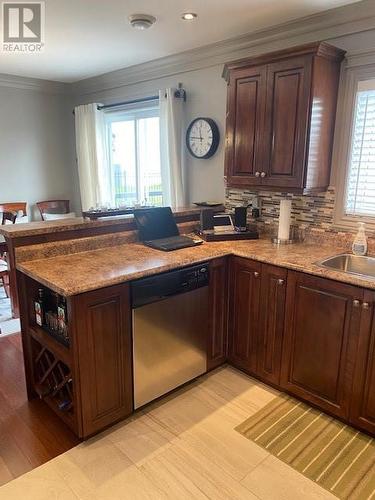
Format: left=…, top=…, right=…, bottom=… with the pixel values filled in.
left=278, top=199, right=291, bottom=241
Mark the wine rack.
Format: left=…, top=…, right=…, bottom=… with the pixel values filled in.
left=20, top=272, right=133, bottom=438
left=32, top=340, right=75, bottom=426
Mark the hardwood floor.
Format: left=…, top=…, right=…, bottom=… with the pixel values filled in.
left=0, top=334, right=79, bottom=486
left=0, top=365, right=336, bottom=499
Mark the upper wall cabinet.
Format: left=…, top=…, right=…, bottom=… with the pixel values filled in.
left=223, top=42, right=346, bottom=193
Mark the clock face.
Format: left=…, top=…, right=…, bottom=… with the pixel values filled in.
left=186, top=118, right=220, bottom=159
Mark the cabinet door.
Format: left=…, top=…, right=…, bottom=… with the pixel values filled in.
left=74, top=284, right=133, bottom=437
left=257, top=264, right=287, bottom=385
left=208, top=258, right=228, bottom=370
left=225, top=66, right=267, bottom=187
left=350, top=290, right=375, bottom=435
left=228, top=257, right=261, bottom=373
left=262, top=56, right=312, bottom=189
left=281, top=271, right=361, bottom=419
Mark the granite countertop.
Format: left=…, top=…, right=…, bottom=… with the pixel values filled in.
left=16, top=238, right=375, bottom=296
left=0, top=206, right=219, bottom=239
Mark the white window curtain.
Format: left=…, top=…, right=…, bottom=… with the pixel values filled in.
left=74, top=103, right=111, bottom=211
left=159, top=88, right=187, bottom=208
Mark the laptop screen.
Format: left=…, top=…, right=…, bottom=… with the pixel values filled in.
left=133, top=207, right=180, bottom=241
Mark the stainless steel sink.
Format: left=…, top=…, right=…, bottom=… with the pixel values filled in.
left=318, top=253, right=375, bottom=279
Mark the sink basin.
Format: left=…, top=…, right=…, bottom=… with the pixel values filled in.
left=318, top=253, right=375, bottom=279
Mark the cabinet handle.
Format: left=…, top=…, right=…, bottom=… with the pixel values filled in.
left=362, top=302, right=371, bottom=310
left=277, top=279, right=285, bottom=286
left=255, top=171, right=260, bottom=177
left=353, top=300, right=360, bottom=308
left=260, top=171, right=267, bottom=178
left=254, top=271, right=260, bottom=278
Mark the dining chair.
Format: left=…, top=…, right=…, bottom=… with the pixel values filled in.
left=0, top=211, right=16, bottom=296
left=0, top=260, right=9, bottom=298
left=1, top=211, right=17, bottom=225
left=36, top=200, right=71, bottom=220
left=0, top=202, right=27, bottom=220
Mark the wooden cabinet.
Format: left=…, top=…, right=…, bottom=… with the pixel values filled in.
left=73, top=283, right=133, bottom=437
left=224, top=65, right=267, bottom=186
left=223, top=42, right=345, bottom=193
left=350, top=290, right=375, bottom=435
left=281, top=271, right=361, bottom=419
left=262, top=57, right=311, bottom=190
left=228, top=257, right=261, bottom=373
left=257, top=264, right=287, bottom=385
left=207, top=257, right=228, bottom=370
left=229, top=257, right=286, bottom=383
left=18, top=255, right=375, bottom=438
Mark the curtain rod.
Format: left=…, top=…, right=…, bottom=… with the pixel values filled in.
left=98, top=86, right=186, bottom=111
left=72, top=85, right=186, bottom=115
left=97, top=95, right=159, bottom=110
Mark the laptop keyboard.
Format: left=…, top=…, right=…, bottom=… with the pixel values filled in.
left=145, top=235, right=201, bottom=250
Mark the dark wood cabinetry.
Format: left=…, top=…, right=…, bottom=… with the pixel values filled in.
left=228, top=257, right=286, bottom=384
left=228, top=260, right=375, bottom=435
left=228, top=257, right=261, bottom=373
left=19, top=255, right=375, bottom=438
left=19, top=274, right=133, bottom=439
left=73, top=284, right=133, bottom=437
left=350, top=290, right=375, bottom=435
left=257, top=264, right=287, bottom=385
left=224, top=66, right=267, bottom=186
left=280, top=271, right=361, bottom=419
left=223, top=42, right=345, bottom=192
left=207, top=257, right=228, bottom=370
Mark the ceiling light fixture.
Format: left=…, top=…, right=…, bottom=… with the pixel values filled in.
left=128, top=14, right=156, bottom=30
left=181, top=12, right=197, bottom=21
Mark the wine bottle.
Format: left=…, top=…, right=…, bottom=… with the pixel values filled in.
left=58, top=296, right=68, bottom=339
left=34, top=288, right=45, bottom=326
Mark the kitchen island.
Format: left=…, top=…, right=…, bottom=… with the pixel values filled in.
left=0, top=206, right=218, bottom=318
left=14, top=233, right=375, bottom=439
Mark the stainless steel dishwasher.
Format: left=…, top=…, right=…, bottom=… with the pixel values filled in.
left=131, top=263, right=209, bottom=409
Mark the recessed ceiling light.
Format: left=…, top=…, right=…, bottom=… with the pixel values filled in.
left=128, top=14, right=156, bottom=30
left=181, top=12, right=197, bottom=21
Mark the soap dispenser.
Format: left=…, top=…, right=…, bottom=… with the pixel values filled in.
left=352, top=222, right=367, bottom=256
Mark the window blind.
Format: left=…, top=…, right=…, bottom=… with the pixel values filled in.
left=345, top=80, right=375, bottom=216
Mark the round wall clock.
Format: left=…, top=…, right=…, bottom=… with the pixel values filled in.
left=186, top=117, right=220, bottom=159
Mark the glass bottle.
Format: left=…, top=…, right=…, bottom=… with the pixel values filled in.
left=34, top=288, right=45, bottom=327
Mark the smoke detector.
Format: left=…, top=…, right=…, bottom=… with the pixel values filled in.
left=129, top=14, right=156, bottom=30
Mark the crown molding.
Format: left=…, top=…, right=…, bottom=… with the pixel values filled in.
left=346, top=47, right=375, bottom=67
left=71, top=0, right=375, bottom=98
left=222, top=41, right=346, bottom=82
left=0, top=73, right=68, bottom=94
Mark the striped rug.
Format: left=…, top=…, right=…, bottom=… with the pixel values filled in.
left=236, top=394, right=375, bottom=499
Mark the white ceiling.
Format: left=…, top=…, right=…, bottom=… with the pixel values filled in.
left=0, top=0, right=361, bottom=83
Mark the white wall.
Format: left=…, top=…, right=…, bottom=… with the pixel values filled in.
left=0, top=85, right=80, bottom=220
left=74, top=65, right=228, bottom=204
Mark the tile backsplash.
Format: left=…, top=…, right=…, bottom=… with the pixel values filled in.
left=225, top=187, right=336, bottom=230
left=225, top=187, right=375, bottom=252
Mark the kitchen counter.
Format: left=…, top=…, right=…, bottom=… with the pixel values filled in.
left=16, top=238, right=375, bottom=296
left=17, top=236, right=375, bottom=440
left=0, top=206, right=216, bottom=239
left=1, top=205, right=223, bottom=318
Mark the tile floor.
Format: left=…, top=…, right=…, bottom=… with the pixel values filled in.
left=0, top=366, right=337, bottom=499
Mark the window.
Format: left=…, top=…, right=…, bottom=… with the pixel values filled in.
left=106, top=105, right=163, bottom=208
left=345, top=79, right=375, bottom=217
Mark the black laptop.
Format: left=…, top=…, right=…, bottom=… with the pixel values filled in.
left=133, top=207, right=203, bottom=251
